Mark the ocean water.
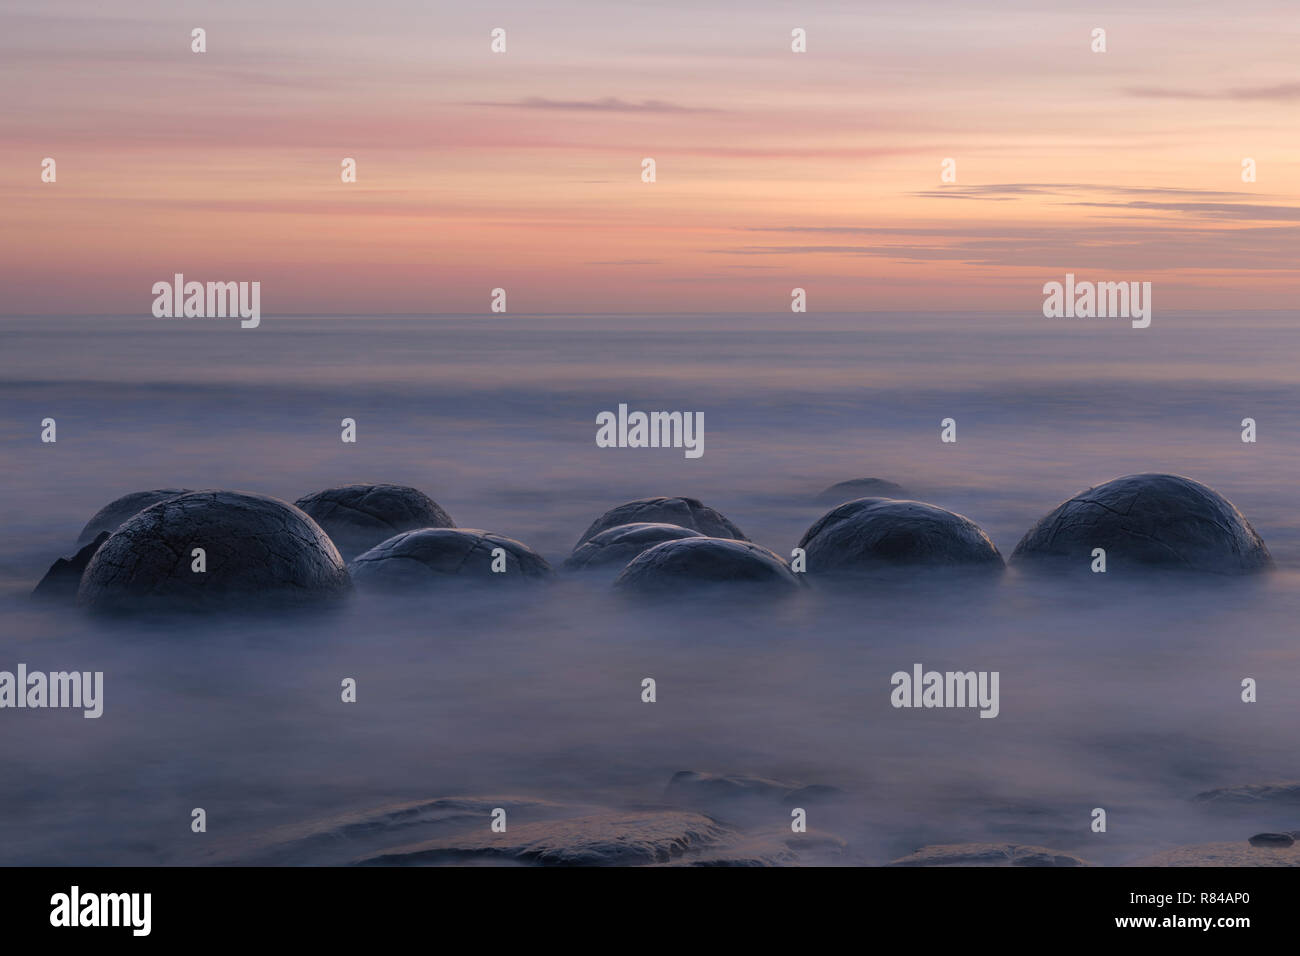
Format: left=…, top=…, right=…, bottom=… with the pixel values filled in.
left=1, top=312, right=1299, bottom=866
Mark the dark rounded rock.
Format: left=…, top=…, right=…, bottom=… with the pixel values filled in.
left=563, top=522, right=705, bottom=572
left=576, top=497, right=747, bottom=548
left=295, top=483, right=455, bottom=559
left=798, top=497, right=1003, bottom=574
left=1248, top=833, right=1295, bottom=848
left=33, top=532, right=110, bottom=601
left=77, top=491, right=350, bottom=612
left=349, top=528, right=553, bottom=590
left=77, top=489, right=191, bottom=546
left=1010, top=474, right=1271, bottom=574
left=815, top=477, right=910, bottom=506
left=613, top=537, right=800, bottom=593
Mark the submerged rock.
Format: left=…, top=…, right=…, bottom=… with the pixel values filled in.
left=667, top=771, right=842, bottom=809
left=576, top=497, right=748, bottom=548
left=1192, top=782, right=1300, bottom=810
left=614, top=538, right=801, bottom=593
left=799, top=497, right=1003, bottom=574
left=563, top=522, right=704, bottom=572
left=77, top=491, right=350, bottom=612
left=349, top=528, right=552, bottom=590
left=201, top=793, right=833, bottom=867
left=888, top=843, right=1088, bottom=867
left=1011, top=473, right=1271, bottom=573
left=815, top=477, right=910, bottom=505
left=295, top=483, right=454, bottom=559
left=76, top=489, right=190, bottom=546
left=358, top=810, right=731, bottom=867
left=32, top=532, right=110, bottom=601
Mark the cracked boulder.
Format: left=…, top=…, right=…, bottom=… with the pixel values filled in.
left=576, top=497, right=748, bottom=548
left=349, top=528, right=553, bottom=590
left=76, top=489, right=191, bottom=546
left=77, top=491, right=350, bottom=612
left=799, top=497, right=1003, bottom=574
left=563, top=522, right=704, bottom=572
left=295, top=483, right=455, bottom=559
left=614, top=537, right=801, bottom=593
left=1010, top=474, right=1271, bottom=573
left=815, top=477, right=910, bottom=506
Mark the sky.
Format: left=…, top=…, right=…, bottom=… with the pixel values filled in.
left=2, top=0, right=1298, bottom=314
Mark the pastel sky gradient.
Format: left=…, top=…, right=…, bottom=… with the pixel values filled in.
left=3, top=0, right=1299, bottom=314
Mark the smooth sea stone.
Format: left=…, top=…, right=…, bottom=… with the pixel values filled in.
left=1248, top=832, right=1295, bottom=847
left=814, top=477, right=910, bottom=505
left=888, top=843, right=1088, bottom=867
left=77, top=491, right=350, bottom=612
left=563, top=522, right=704, bottom=571
left=349, top=528, right=552, bottom=589
left=295, top=483, right=455, bottom=559
left=798, top=497, right=1003, bottom=573
left=576, top=497, right=748, bottom=548
left=76, top=489, right=191, bottom=546
left=613, top=537, right=801, bottom=593
left=32, top=532, right=110, bottom=601
left=1010, top=473, right=1271, bottom=573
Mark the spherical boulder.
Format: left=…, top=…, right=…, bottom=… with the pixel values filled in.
left=349, top=528, right=553, bottom=590
left=77, top=489, right=191, bottom=546
left=1010, top=474, right=1271, bottom=574
left=576, top=497, right=747, bottom=548
left=815, top=477, right=909, bottom=506
left=294, top=483, right=455, bottom=559
left=798, top=497, right=1003, bottom=574
left=77, top=491, right=350, bottom=612
left=613, top=537, right=801, bottom=593
left=563, top=522, right=704, bottom=572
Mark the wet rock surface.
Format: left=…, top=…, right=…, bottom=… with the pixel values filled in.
left=32, top=532, right=111, bottom=601
left=613, top=537, right=801, bottom=593
left=358, top=809, right=731, bottom=867
left=76, top=489, right=191, bottom=546
left=349, top=528, right=553, bottom=589
left=563, top=522, right=704, bottom=572
left=815, top=477, right=910, bottom=505
left=888, top=843, right=1089, bottom=867
left=576, top=497, right=748, bottom=547
left=295, top=483, right=454, bottom=559
left=1011, top=473, right=1271, bottom=573
left=76, top=491, right=350, bottom=612
left=199, top=794, right=827, bottom=867
left=1131, top=841, right=1300, bottom=867
left=799, top=497, right=1003, bottom=573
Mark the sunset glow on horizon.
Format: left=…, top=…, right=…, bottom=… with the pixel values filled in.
left=3, top=0, right=1299, bottom=315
